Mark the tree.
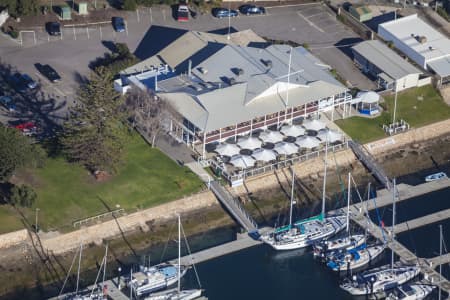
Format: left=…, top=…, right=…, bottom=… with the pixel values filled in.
left=126, top=88, right=179, bottom=147
left=0, top=0, right=38, bottom=17
left=62, top=67, right=126, bottom=173
left=122, top=0, right=137, bottom=11
left=10, top=184, right=36, bottom=207
left=0, top=125, right=45, bottom=181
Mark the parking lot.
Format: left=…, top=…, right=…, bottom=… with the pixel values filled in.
left=0, top=3, right=374, bottom=128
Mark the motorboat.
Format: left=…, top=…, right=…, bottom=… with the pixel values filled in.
left=425, top=172, right=448, bottom=182
left=313, top=234, right=366, bottom=259
left=145, top=288, right=203, bottom=300
left=340, top=265, right=420, bottom=296
left=131, top=264, right=187, bottom=296
left=385, top=283, right=435, bottom=300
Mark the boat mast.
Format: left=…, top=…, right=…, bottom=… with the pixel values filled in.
left=75, top=242, right=83, bottom=295
left=178, top=214, right=181, bottom=295
left=439, top=224, right=443, bottom=300
left=321, top=137, right=328, bottom=218
left=346, top=172, right=351, bottom=235
left=391, top=178, right=396, bottom=273
left=130, top=268, right=133, bottom=300
left=102, top=244, right=108, bottom=293
left=289, top=167, right=295, bottom=227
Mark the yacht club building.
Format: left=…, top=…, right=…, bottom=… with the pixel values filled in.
left=116, top=29, right=352, bottom=158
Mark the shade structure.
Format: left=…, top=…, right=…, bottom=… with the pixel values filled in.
left=357, top=91, right=379, bottom=104
left=317, top=129, right=343, bottom=143
left=237, top=136, right=262, bottom=150
left=295, top=136, right=321, bottom=149
left=273, top=142, right=299, bottom=155
left=229, top=155, right=255, bottom=168
left=252, top=148, right=277, bottom=162
left=280, top=124, right=306, bottom=137
left=259, top=130, right=284, bottom=144
left=302, top=119, right=326, bottom=132
left=215, top=143, right=241, bottom=157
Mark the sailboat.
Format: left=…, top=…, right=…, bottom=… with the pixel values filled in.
left=326, top=242, right=386, bottom=272
left=385, top=283, right=435, bottom=300
left=340, top=179, right=420, bottom=296
left=130, top=218, right=188, bottom=297
left=144, top=214, right=203, bottom=300
left=313, top=172, right=366, bottom=259
left=261, top=145, right=346, bottom=250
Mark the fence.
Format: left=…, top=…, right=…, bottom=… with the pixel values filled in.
left=209, top=139, right=349, bottom=185
left=73, top=208, right=125, bottom=227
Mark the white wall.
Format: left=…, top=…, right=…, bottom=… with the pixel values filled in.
left=0, top=9, right=8, bottom=27
left=395, top=74, right=420, bottom=92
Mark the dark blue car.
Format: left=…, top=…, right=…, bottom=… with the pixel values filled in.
left=112, top=17, right=126, bottom=32
left=212, top=7, right=238, bottom=18
left=239, top=5, right=266, bottom=15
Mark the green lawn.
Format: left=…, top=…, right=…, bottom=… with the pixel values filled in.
left=336, top=86, right=450, bottom=143
left=0, top=134, right=203, bottom=233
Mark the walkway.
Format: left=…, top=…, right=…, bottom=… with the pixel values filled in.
left=428, top=253, right=450, bottom=267
left=348, top=140, right=392, bottom=190
left=394, top=208, right=450, bottom=234
left=210, top=181, right=258, bottom=232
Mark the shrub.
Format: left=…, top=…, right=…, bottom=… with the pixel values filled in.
left=9, top=30, right=19, bottom=39
left=122, top=0, right=137, bottom=10
left=10, top=185, right=37, bottom=208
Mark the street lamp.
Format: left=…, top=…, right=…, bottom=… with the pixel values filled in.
left=35, top=208, right=40, bottom=233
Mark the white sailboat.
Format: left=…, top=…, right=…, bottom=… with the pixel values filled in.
left=313, top=173, right=366, bottom=258
left=144, top=215, right=203, bottom=300
left=340, top=179, right=420, bottom=296
left=326, top=243, right=386, bottom=272
left=385, top=283, right=435, bottom=300
left=261, top=143, right=346, bottom=251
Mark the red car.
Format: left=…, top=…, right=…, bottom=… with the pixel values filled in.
left=14, top=121, right=38, bottom=136
left=177, top=4, right=189, bottom=22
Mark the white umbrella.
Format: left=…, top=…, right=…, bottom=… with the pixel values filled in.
left=259, top=130, right=284, bottom=144
left=280, top=124, right=306, bottom=137
left=317, top=129, right=343, bottom=143
left=273, top=142, right=299, bottom=155
left=357, top=91, right=380, bottom=104
left=215, top=143, right=241, bottom=157
left=252, top=149, right=277, bottom=162
left=229, top=155, right=255, bottom=168
left=302, top=119, right=326, bottom=132
left=237, top=136, right=262, bottom=150
left=295, top=136, right=321, bottom=149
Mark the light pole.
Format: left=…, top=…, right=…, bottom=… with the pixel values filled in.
left=392, top=81, right=398, bottom=124
left=35, top=208, right=40, bottom=233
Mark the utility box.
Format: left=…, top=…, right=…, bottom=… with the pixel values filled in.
left=59, top=6, right=72, bottom=20
left=76, top=2, right=88, bottom=15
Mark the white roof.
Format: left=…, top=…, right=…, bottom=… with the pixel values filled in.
left=302, top=119, right=326, bottom=131
left=378, top=14, right=450, bottom=65
left=280, top=124, right=306, bottom=137
left=317, top=129, right=343, bottom=143
left=356, top=91, right=380, bottom=104
left=259, top=130, right=284, bottom=144
left=237, top=136, right=262, bottom=150
left=215, top=143, right=241, bottom=157
left=229, top=155, right=255, bottom=168
left=273, top=142, right=299, bottom=155
left=252, top=149, right=277, bottom=162
left=295, top=136, right=321, bottom=149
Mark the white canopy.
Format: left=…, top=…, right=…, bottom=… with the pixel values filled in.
left=259, top=130, right=284, bottom=144
left=356, top=91, right=380, bottom=104
left=273, top=142, right=299, bottom=155
left=237, top=136, right=262, bottom=150
left=252, top=149, right=277, bottom=162
left=229, top=155, right=255, bottom=168
left=215, top=143, right=241, bottom=157
left=302, top=119, right=326, bottom=131
left=295, top=136, right=321, bottom=149
left=280, top=124, right=306, bottom=137
left=317, top=129, right=343, bottom=143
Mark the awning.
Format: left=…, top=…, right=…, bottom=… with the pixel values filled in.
left=259, top=130, right=284, bottom=144
left=215, top=143, right=241, bottom=157
left=317, top=129, right=343, bottom=143
left=273, top=142, right=299, bottom=155
left=237, top=136, right=262, bottom=150
left=295, top=136, right=321, bottom=149
left=280, top=124, right=306, bottom=137
left=229, top=155, right=255, bottom=168
left=302, top=119, right=326, bottom=131
left=252, top=149, right=277, bottom=162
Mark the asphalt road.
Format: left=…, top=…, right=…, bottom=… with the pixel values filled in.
left=0, top=3, right=374, bottom=127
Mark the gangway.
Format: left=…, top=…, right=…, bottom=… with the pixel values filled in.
left=348, top=140, right=392, bottom=190
left=210, top=181, right=258, bottom=232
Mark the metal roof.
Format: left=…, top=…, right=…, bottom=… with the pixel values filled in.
left=427, top=56, right=450, bottom=77
left=352, top=40, right=422, bottom=80
left=378, top=14, right=450, bottom=63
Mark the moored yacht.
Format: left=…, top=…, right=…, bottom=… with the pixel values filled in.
left=385, top=283, right=435, bottom=300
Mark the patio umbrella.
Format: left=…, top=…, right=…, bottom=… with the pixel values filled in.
left=215, top=143, right=241, bottom=157
left=259, top=130, right=284, bottom=144
left=229, top=155, right=255, bottom=168
left=295, top=136, right=321, bottom=149
left=273, top=142, right=299, bottom=155
left=280, top=124, right=305, bottom=137
left=302, top=119, right=326, bottom=132
left=252, top=148, right=277, bottom=162
left=317, top=129, right=343, bottom=143
left=237, top=136, right=262, bottom=150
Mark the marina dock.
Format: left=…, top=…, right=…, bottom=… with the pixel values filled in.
left=393, top=208, right=450, bottom=234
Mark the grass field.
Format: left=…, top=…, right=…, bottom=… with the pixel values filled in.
left=336, top=86, right=450, bottom=143
left=0, top=134, right=203, bottom=233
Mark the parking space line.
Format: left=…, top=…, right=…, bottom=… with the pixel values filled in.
left=305, top=12, right=329, bottom=19
left=297, top=11, right=324, bottom=33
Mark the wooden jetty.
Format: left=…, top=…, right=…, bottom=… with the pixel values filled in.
left=429, top=253, right=450, bottom=267
left=394, top=208, right=450, bottom=234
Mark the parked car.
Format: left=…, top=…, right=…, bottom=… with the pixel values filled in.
left=46, top=22, right=61, bottom=36
left=212, top=7, right=238, bottom=18
left=9, top=120, right=39, bottom=136
left=0, top=96, right=16, bottom=112
left=239, top=5, right=266, bottom=15
left=35, top=63, right=61, bottom=83
left=21, top=74, right=38, bottom=89
left=177, top=4, right=189, bottom=22
left=112, top=17, right=126, bottom=32
left=9, top=73, right=28, bottom=93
